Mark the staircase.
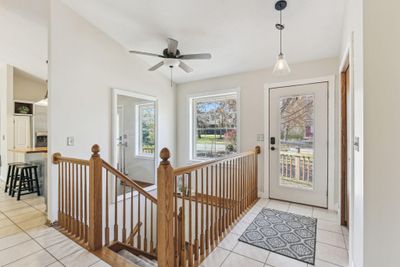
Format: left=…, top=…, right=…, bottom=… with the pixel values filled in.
left=52, top=144, right=260, bottom=267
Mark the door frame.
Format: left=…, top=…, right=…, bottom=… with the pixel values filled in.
left=263, top=75, right=336, bottom=211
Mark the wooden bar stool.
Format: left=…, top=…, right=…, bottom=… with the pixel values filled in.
left=4, top=162, right=24, bottom=193
left=11, top=164, right=40, bottom=200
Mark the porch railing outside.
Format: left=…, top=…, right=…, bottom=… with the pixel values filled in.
left=280, top=151, right=313, bottom=187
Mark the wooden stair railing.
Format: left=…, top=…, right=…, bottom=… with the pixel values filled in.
left=53, top=145, right=158, bottom=257
left=53, top=144, right=261, bottom=267
left=156, top=146, right=261, bottom=267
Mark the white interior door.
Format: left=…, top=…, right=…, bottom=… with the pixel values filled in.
left=269, top=82, right=328, bottom=207
left=14, top=115, right=31, bottom=162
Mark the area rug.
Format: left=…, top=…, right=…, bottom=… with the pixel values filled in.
left=239, top=208, right=317, bottom=265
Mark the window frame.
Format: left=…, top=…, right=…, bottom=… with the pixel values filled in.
left=189, top=89, right=241, bottom=161
left=135, top=102, right=156, bottom=159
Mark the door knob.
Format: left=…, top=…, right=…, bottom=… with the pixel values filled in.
left=271, top=146, right=276, bottom=151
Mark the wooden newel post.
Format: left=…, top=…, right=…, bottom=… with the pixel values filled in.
left=89, top=144, right=103, bottom=250
left=157, top=148, right=174, bottom=267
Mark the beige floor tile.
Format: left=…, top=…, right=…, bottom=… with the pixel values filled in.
left=0, top=201, right=29, bottom=212
left=33, top=204, right=47, bottom=213
left=241, top=212, right=257, bottom=224
left=9, top=210, right=44, bottom=224
left=344, top=235, right=349, bottom=249
left=267, top=200, right=290, bottom=211
left=312, top=259, right=343, bottom=267
left=316, top=242, right=348, bottom=267
left=46, top=261, right=64, bottom=267
left=26, top=225, right=58, bottom=238
left=317, top=220, right=343, bottom=234
left=288, top=204, right=313, bottom=217
left=232, top=241, right=269, bottom=263
left=231, top=222, right=249, bottom=235
left=248, top=205, right=263, bottom=214
left=266, top=252, right=308, bottom=267
left=35, top=231, right=69, bottom=248
left=0, top=224, right=22, bottom=238
left=4, top=206, right=38, bottom=218
left=221, top=252, right=264, bottom=267
left=0, top=240, right=42, bottom=266
left=0, top=231, right=31, bottom=250
left=0, top=218, right=14, bottom=229
left=317, top=229, right=346, bottom=248
left=22, top=196, right=45, bottom=206
left=60, top=249, right=101, bottom=267
left=17, top=215, right=47, bottom=230
left=218, top=232, right=240, bottom=251
left=47, top=239, right=83, bottom=260
left=200, top=247, right=230, bottom=267
left=5, top=249, right=57, bottom=267
left=312, top=208, right=338, bottom=222
left=90, top=260, right=111, bottom=267
left=341, top=226, right=349, bottom=236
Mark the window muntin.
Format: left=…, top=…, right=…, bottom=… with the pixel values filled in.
left=136, top=103, right=155, bottom=157
left=191, top=93, right=238, bottom=159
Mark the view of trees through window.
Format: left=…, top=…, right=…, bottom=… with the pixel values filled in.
left=139, top=103, right=155, bottom=155
left=279, top=95, right=314, bottom=189
left=193, top=93, right=238, bottom=159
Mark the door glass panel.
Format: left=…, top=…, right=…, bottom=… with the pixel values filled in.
left=279, top=95, right=314, bottom=189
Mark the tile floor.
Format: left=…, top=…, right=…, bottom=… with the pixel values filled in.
left=201, top=199, right=349, bottom=267
left=0, top=182, right=110, bottom=267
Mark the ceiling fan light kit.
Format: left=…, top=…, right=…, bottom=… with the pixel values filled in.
left=273, top=0, right=291, bottom=76
left=129, top=38, right=212, bottom=85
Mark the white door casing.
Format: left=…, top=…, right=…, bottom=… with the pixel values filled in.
left=269, top=82, right=328, bottom=208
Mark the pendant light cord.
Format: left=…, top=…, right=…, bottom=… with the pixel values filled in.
left=279, top=10, right=283, bottom=55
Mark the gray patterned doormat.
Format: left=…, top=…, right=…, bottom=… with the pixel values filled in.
left=239, top=208, right=317, bottom=265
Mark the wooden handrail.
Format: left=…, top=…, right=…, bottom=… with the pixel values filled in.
left=53, top=153, right=90, bottom=166
left=173, top=149, right=259, bottom=176
left=102, top=160, right=157, bottom=204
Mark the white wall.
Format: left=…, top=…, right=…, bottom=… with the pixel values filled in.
left=48, top=0, right=176, bottom=221
left=340, top=0, right=364, bottom=266
left=13, top=69, right=47, bottom=102
left=363, top=1, right=400, bottom=266
left=177, top=58, right=339, bottom=206
left=0, top=64, right=13, bottom=181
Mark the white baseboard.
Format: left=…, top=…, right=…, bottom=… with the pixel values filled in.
left=258, top=191, right=268, bottom=199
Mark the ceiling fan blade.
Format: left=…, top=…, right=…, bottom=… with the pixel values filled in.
left=167, top=38, right=178, bottom=55
left=129, top=50, right=164, bottom=58
left=148, top=61, right=164, bottom=71
left=179, top=61, right=194, bottom=73
left=179, top=53, right=212, bottom=60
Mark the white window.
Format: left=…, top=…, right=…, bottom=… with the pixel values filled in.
left=191, top=92, right=239, bottom=160
left=136, top=103, right=155, bottom=158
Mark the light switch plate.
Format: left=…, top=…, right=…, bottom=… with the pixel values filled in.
left=257, top=134, right=264, bottom=142
left=67, top=136, right=74, bottom=146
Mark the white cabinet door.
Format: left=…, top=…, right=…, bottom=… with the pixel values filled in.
left=269, top=82, right=328, bottom=208
left=14, top=116, right=31, bottom=162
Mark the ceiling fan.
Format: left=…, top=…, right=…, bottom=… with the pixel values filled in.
left=129, top=38, right=212, bottom=73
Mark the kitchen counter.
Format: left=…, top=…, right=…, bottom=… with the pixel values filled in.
left=9, top=147, right=48, bottom=154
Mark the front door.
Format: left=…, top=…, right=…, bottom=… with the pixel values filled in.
left=269, top=82, right=328, bottom=207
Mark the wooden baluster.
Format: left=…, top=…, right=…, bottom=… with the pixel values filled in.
left=157, top=148, right=175, bottom=267
left=229, top=159, right=233, bottom=225
left=150, top=202, right=154, bottom=253
left=255, top=146, right=260, bottom=203
left=57, top=162, right=61, bottom=227
left=174, top=175, right=179, bottom=267
left=84, top=165, right=88, bottom=243
left=114, top=174, right=118, bottom=242
left=68, top=162, right=72, bottom=232
left=75, top=164, right=79, bottom=237
left=218, top=163, right=222, bottom=239
left=194, top=170, right=199, bottom=265
left=130, top=187, right=134, bottom=246
left=89, top=144, right=103, bottom=250
left=80, top=165, right=84, bottom=239
left=105, top=171, right=110, bottom=246
left=122, top=182, right=127, bottom=243
left=144, top=197, right=148, bottom=252
left=187, top=173, right=193, bottom=267
left=210, top=166, right=214, bottom=249
left=222, top=161, right=226, bottom=233
left=137, top=192, right=141, bottom=249
left=204, top=166, right=209, bottom=256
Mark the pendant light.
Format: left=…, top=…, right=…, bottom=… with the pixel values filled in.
left=35, top=90, right=48, bottom=106
left=273, top=0, right=291, bottom=75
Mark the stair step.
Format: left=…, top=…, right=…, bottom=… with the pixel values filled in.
left=118, top=249, right=157, bottom=267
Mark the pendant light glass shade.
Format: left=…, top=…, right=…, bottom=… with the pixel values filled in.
left=273, top=53, right=291, bottom=75
left=35, top=90, right=48, bottom=106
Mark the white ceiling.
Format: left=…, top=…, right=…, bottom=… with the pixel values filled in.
left=61, top=0, right=346, bottom=83
left=0, top=0, right=49, bottom=80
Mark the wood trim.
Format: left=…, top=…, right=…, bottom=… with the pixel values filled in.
left=340, top=68, right=349, bottom=226
left=89, top=145, right=103, bottom=250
